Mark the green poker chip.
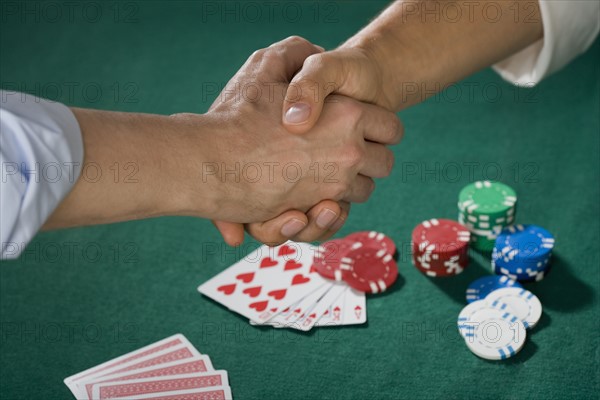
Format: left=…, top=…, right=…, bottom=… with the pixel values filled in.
left=458, top=181, right=518, bottom=252
left=458, top=181, right=517, bottom=218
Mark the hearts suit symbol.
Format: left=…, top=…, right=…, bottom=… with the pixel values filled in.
left=249, top=300, right=268, bottom=312
left=277, top=245, right=296, bottom=257
left=267, top=289, right=287, bottom=300
left=291, top=274, right=310, bottom=286
left=284, top=260, right=302, bottom=271
left=217, top=284, right=236, bottom=295
left=236, top=272, right=255, bottom=283
left=260, top=257, right=278, bottom=268
left=242, top=286, right=262, bottom=298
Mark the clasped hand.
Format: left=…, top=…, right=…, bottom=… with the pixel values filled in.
left=191, top=37, right=403, bottom=246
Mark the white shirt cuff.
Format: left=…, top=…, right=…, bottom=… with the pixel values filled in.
left=493, top=0, right=600, bottom=85
left=1, top=91, right=83, bottom=259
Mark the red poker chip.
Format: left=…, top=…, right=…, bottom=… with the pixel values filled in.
left=345, top=231, right=396, bottom=255
left=313, top=239, right=363, bottom=281
left=412, top=219, right=470, bottom=255
left=412, top=248, right=468, bottom=277
left=340, top=246, right=398, bottom=293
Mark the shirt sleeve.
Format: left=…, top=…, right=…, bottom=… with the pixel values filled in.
left=1, top=91, right=84, bottom=259
left=493, top=0, right=600, bottom=85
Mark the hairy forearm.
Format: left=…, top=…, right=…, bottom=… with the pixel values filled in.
left=342, top=0, right=543, bottom=110
left=43, top=109, right=219, bottom=229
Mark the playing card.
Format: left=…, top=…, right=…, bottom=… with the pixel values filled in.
left=294, top=282, right=347, bottom=331
left=314, top=287, right=367, bottom=327
left=77, top=356, right=213, bottom=399
left=116, top=386, right=233, bottom=400
left=64, top=334, right=200, bottom=397
left=266, top=282, right=333, bottom=329
left=341, top=287, right=367, bottom=325
left=198, top=242, right=328, bottom=323
left=91, top=371, right=228, bottom=399
left=248, top=283, right=329, bottom=328
left=65, top=334, right=191, bottom=385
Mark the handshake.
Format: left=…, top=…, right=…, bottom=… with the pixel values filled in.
left=14, top=0, right=555, bottom=257
left=183, top=36, right=403, bottom=247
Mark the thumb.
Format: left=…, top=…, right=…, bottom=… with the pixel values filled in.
left=212, top=220, right=245, bottom=246
left=282, top=48, right=383, bottom=134
left=282, top=52, right=342, bottom=134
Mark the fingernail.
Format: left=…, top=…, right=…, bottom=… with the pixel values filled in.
left=330, top=217, right=345, bottom=232
left=284, top=103, right=311, bottom=124
left=280, top=218, right=307, bottom=237
left=316, top=209, right=338, bottom=229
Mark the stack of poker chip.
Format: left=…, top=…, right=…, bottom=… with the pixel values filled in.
left=465, top=275, right=522, bottom=303
left=313, top=231, right=399, bottom=294
left=411, top=219, right=470, bottom=277
left=492, top=224, right=555, bottom=282
left=458, top=181, right=517, bottom=252
left=458, top=286, right=543, bottom=360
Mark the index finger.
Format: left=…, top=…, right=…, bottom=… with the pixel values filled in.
left=358, top=102, right=404, bottom=145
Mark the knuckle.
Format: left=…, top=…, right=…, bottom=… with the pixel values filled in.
left=340, top=100, right=364, bottom=124
left=344, top=143, right=365, bottom=168
left=327, top=181, right=350, bottom=201
left=249, top=48, right=267, bottom=62
left=285, top=35, right=308, bottom=45
left=261, top=49, right=281, bottom=65
left=303, top=53, right=326, bottom=70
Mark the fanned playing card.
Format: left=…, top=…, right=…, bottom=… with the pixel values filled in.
left=314, top=287, right=367, bottom=327
left=64, top=335, right=233, bottom=400
left=76, top=356, right=213, bottom=399
left=116, top=386, right=233, bottom=400
left=198, top=242, right=328, bottom=323
left=64, top=334, right=203, bottom=397
left=261, top=282, right=332, bottom=329
left=91, top=371, right=228, bottom=399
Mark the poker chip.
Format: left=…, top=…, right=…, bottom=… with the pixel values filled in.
left=485, top=288, right=543, bottom=329
left=463, top=307, right=526, bottom=361
left=411, top=218, right=470, bottom=277
left=313, top=239, right=363, bottom=281
left=458, top=181, right=517, bottom=252
left=457, top=299, right=526, bottom=360
left=465, top=275, right=522, bottom=303
left=492, top=224, right=554, bottom=282
left=340, top=247, right=398, bottom=294
left=345, top=231, right=396, bottom=256
left=312, top=231, right=399, bottom=294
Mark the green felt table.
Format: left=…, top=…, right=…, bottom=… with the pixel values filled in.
left=1, top=2, right=599, bottom=399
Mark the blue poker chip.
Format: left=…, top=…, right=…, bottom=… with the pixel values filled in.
left=494, top=261, right=552, bottom=283
left=495, top=224, right=554, bottom=262
left=465, top=275, right=522, bottom=303
left=492, top=224, right=554, bottom=282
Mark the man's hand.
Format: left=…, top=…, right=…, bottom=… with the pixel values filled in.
left=280, top=0, right=543, bottom=135
left=282, top=47, right=394, bottom=135
left=209, top=36, right=402, bottom=244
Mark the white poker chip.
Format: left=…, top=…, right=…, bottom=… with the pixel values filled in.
left=485, top=287, right=543, bottom=329
left=458, top=299, right=526, bottom=360
left=463, top=307, right=527, bottom=360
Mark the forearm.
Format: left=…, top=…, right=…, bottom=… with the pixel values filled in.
left=343, top=0, right=543, bottom=110
left=44, top=109, right=219, bottom=229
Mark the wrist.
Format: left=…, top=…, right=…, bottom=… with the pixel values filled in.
left=162, top=113, right=224, bottom=220
left=342, top=31, right=427, bottom=111
left=339, top=3, right=442, bottom=111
